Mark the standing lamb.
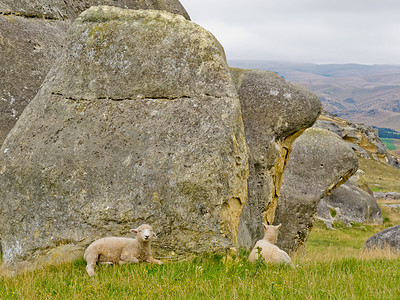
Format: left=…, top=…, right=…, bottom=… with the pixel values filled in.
left=248, top=223, right=294, bottom=267
left=84, top=224, right=162, bottom=276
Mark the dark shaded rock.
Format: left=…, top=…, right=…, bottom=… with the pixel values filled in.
left=0, top=0, right=190, bottom=147
left=0, top=15, right=69, bottom=146
left=317, top=171, right=382, bottom=228
left=0, top=7, right=247, bottom=274
left=274, top=128, right=358, bottom=254
left=230, top=69, right=322, bottom=249
left=364, top=225, right=400, bottom=251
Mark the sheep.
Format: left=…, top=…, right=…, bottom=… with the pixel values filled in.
left=84, top=224, right=162, bottom=276
left=248, top=223, right=294, bottom=267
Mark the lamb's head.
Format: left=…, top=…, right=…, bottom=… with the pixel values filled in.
left=262, top=223, right=281, bottom=244
left=130, top=224, right=157, bottom=242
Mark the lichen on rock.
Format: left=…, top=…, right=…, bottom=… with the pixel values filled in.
left=45, top=6, right=235, bottom=101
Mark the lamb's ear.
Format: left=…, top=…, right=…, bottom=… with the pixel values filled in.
left=276, top=224, right=282, bottom=229
left=262, top=223, right=268, bottom=229
left=130, top=228, right=138, bottom=234
left=152, top=232, right=158, bottom=239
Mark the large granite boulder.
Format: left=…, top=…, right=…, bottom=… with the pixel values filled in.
left=0, top=0, right=190, bottom=147
left=0, top=6, right=247, bottom=274
left=274, top=128, right=358, bottom=254
left=317, top=170, right=382, bottom=228
left=230, top=69, right=322, bottom=249
left=364, top=225, right=400, bottom=251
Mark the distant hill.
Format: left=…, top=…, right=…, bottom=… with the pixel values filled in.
left=374, top=127, right=400, bottom=139
left=229, top=60, right=400, bottom=132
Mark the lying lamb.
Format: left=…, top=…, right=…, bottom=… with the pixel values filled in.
left=84, top=224, right=162, bottom=276
left=248, top=223, right=294, bottom=267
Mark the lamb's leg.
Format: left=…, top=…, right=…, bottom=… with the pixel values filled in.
left=119, top=254, right=139, bottom=265
left=146, top=257, right=163, bottom=265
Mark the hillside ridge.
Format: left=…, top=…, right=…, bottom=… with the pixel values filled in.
left=229, top=60, right=400, bottom=132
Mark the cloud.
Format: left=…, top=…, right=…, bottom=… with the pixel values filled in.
left=180, top=0, right=400, bottom=64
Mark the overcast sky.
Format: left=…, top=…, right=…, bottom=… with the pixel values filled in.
left=179, top=0, right=400, bottom=65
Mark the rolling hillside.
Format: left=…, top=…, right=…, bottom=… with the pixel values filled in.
left=229, top=60, right=400, bottom=132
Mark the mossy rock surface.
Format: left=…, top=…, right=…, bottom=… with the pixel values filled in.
left=45, top=6, right=235, bottom=100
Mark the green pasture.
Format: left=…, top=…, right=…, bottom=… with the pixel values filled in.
left=1, top=203, right=399, bottom=300
left=381, top=138, right=398, bottom=151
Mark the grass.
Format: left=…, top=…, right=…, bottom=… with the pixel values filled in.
left=1, top=203, right=399, bottom=299
left=380, top=138, right=399, bottom=151
left=2, top=250, right=400, bottom=299
left=358, top=157, right=400, bottom=192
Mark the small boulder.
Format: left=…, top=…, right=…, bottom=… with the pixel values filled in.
left=364, top=225, right=400, bottom=251
left=317, top=173, right=383, bottom=228
left=374, top=192, right=400, bottom=200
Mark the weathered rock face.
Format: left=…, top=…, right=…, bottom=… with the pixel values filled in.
left=230, top=69, right=322, bottom=249
left=0, top=0, right=190, bottom=148
left=314, top=114, right=400, bottom=169
left=0, top=15, right=69, bottom=146
left=317, top=170, right=383, bottom=228
left=274, top=128, right=358, bottom=254
left=0, top=7, right=247, bottom=274
left=364, top=225, right=400, bottom=251
left=0, top=0, right=190, bottom=20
